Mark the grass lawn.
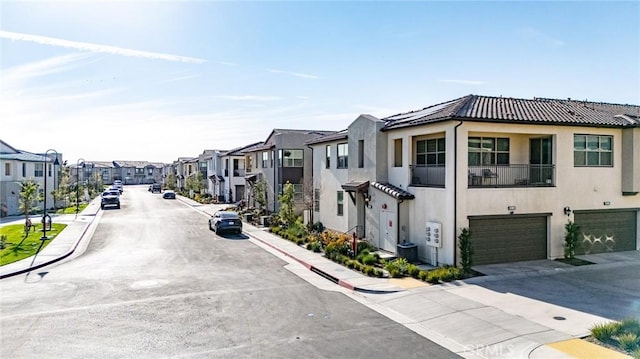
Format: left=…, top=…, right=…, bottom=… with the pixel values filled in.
left=55, top=203, right=88, bottom=215
left=0, top=222, right=67, bottom=266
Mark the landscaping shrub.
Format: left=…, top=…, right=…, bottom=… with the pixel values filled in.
left=591, top=322, right=622, bottom=345
left=458, top=227, right=473, bottom=275
left=407, top=264, right=421, bottom=278
left=564, top=221, right=580, bottom=260
left=357, top=241, right=376, bottom=254
left=307, top=221, right=325, bottom=233
left=618, top=333, right=639, bottom=352
left=307, top=241, right=322, bottom=252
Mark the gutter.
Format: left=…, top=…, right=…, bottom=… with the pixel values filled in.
left=453, top=120, right=464, bottom=266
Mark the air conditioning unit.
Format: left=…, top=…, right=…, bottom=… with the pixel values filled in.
left=425, top=221, right=442, bottom=248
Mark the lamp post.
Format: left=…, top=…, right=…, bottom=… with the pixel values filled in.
left=41, top=149, right=59, bottom=240
left=76, top=158, right=85, bottom=217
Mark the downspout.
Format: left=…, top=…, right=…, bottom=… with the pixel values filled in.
left=397, top=199, right=404, bottom=244
left=453, top=120, right=464, bottom=266
left=307, top=144, right=314, bottom=224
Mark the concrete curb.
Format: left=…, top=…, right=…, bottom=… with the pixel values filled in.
left=0, top=210, right=99, bottom=280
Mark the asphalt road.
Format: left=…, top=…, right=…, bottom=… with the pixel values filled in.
left=0, top=185, right=458, bottom=359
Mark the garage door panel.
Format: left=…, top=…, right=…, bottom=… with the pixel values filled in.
left=574, top=211, right=637, bottom=255
left=470, top=216, right=547, bottom=265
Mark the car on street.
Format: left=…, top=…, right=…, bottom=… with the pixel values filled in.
left=162, top=190, right=176, bottom=199
left=113, top=180, right=123, bottom=193
left=208, top=211, right=242, bottom=235
left=151, top=183, right=162, bottom=193
left=101, top=190, right=120, bottom=209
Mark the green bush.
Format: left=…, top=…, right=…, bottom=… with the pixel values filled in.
left=591, top=322, right=620, bottom=345
left=307, top=241, right=322, bottom=252
left=564, top=221, right=580, bottom=260
left=407, top=264, right=421, bottom=278
left=418, top=270, right=429, bottom=281
left=618, top=333, right=639, bottom=352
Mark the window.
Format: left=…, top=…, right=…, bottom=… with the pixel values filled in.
left=468, top=137, right=509, bottom=165
left=280, top=149, right=303, bottom=167
left=4, top=163, right=10, bottom=176
left=417, top=138, right=446, bottom=166
left=262, top=152, right=269, bottom=168
left=325, top=145, right=331, bottom=168
left=337, top=190, right=344, bottom=216
left=271, top=150, right=275, bottom=168
left=358, top=140, right=364, bottom=168
left=22, top=163, right=26, bottom=177
left=394, top=139, right=403, bottom=167
left=337, top=143, right=348, bottom=169
left=136, top=168, right=144, bottom=175
left=34, top=163, right=44, bottom=177
left=255, top=153, right=259, bottom=168
left=314, top=189, right=320, bottom=211
left=246, top=155, right=253, bottom=171
left=574, top=135, right=612, bottom=167
left=148, top=167, right=154, bottom=175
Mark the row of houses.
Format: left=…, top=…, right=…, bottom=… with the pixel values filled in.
left=2, top=94, right=639, bottom=267
left=169, top=94, right=640, bottom=267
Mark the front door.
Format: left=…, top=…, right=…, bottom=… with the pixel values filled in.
left=530, top=137, right=552, bottom=184
left=379, top=211, right=397, bottom=253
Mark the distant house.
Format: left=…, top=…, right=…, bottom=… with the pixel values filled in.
left=244, top=129, right=337, bottom=214
left=218, top=142, right=263, bottom=204
left=0, top=139, right=64, bottom=217
left=309, top=95, right=640, bottom=266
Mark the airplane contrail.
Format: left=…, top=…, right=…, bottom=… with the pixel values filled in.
left=0, top=30, right=206, bottom=64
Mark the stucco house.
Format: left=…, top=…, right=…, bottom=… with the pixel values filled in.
left=309, top=95, right=640, bottom=266
left=0, top=139, right=64, bottom=217
left=244, top=129, right=337, bottom=215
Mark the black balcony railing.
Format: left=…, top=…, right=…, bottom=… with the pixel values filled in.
left=468, top=164, right=555, bottom=188
left=410, top=165, right=446, bottom=187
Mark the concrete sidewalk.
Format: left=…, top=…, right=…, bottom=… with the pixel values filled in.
left=1, top=194, right=634, bottom=358
left=0, top=198, right=101, bottom=279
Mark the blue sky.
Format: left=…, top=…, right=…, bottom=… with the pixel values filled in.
left=1, top=1, right=638, bottom=164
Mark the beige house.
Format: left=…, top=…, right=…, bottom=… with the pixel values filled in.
left=310, top=95, right=640, bottom=266
left=0, top=140, right=63, bottom=217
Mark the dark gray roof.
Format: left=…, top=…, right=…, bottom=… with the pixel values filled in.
left=226, top=141, right=265, bottom=156
left=305, top=129, right=349, bottom=145
left=383, top=95, right=640, bottom=130
left=371, top=182, right=415, bottom=200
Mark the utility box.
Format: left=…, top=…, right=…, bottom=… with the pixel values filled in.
left=260, top=216, right=270, bottom=227
left=397, top=242, right=418, bottom=263
left=243, top=213, right=253, bottom=222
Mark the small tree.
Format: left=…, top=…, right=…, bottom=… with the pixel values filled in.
left=185, top=172, right=204, bottom=196
left=564, top=220, right=580, bottom=259
left=252, top=177, right=267, bottom=213
left=458, top=227, right=473, bottom=275
left=165, top=173, right=177, bottom=191
left=278, top=181, right=295, bottom=226
left=19, top=179, right=40, bottom=231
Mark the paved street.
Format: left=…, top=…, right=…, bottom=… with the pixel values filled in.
left=0, top=185, right=457, bottom=359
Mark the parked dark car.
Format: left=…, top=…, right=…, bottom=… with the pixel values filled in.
left=162, top=190, right=176, bottom=199
left=151, top=184, right=162, bottom=193
left=101, top=190, right=120, bottom=209
left=208, top=211, right=242, bottom=234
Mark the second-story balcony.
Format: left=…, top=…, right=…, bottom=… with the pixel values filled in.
left=468, top=164, right=555, bottom=188
left=410, top=164, right=446, bottom=187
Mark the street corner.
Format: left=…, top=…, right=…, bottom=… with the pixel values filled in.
left=546, top=338, right=632, bottom=359
left=389, top=276, right=429, bottom=289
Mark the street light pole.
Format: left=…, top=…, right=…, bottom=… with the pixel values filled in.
left=76, top=158, right=85, bottom=217
left=41, top=149, right=59, bottom=240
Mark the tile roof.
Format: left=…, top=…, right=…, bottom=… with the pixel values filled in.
left=305, top=129, right=349, bottom=145
left=371, top=182, right=415, bottom=200
left=382, top=95, right=640, bottom=130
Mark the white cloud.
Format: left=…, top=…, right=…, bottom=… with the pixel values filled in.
left=213, top=95, right=281, bottom=101
left=439, top=79, right=486, bottom=86
left=0, top=30, right=206, bottom=64
left=267, top=69, right=319, bottom=80
left=519, top=27, right=565, bottom=48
